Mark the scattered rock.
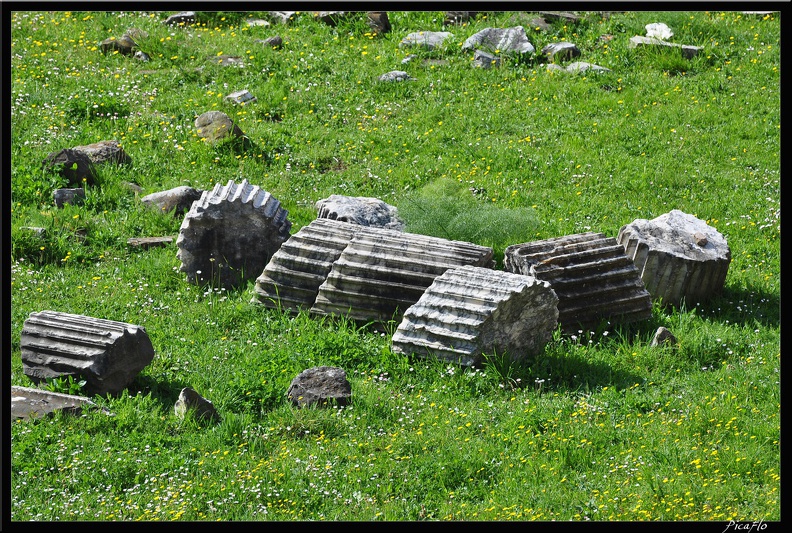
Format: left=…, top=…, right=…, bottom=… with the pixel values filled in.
left=20, top=311, right=155, bottom=397
left=549, top=61, right=612, bottom=74
left=650, top=326, right=678, bottom=348
left=100, top=34, right=137, bottom=56
left=73, top=140, right=132, bottom=166
left=541, top=42, right=581, bottom=62
left=127, top=236, right=175, bottom=249
left=444, top=11, right=478, bottom=25
left=617, top=210, right=731, bottom=307
left=400, top=31, right=454, bottom=50
left=124, top=27, right=149, bottom=41
left=194, top=111, right=246, bottom=144
left=537, top=11, right=582, bottom=24
left=378, top=70, right=415, bottom=82
left=176, top=179, right=291, bottom=289
left=210, top=55, right=244, bottom=67
left=473, top=50, right=501, bottom=69
left=527, top=16, right=552, bottom=32
left=628, top=36, right=703, bottom=59
left=174, top=387, right=220, bottom=422
left=53, top=188, right=86, bottom=208
left=225, top=90, right=257, bottom=105
left=255, top=36, right=283, bottom=49
left=312, top=11, right=351, bottom=26
left=141, top=185, right=204, bottom=215
left=43, top=149, right=97, bottom=185
left=315, top=195, right=405, bottom=230
left=287, top=366, right=352, bottom=408
left=247, top=19, right=270, bottom=27
left=269, top=11, right=296, bottom=25
left=134, top=50, right=150, bottom=62
left=367, top=11, right=391, bottom=34
left=462, top=26, right=535, bottom=55
left=164, top=12, right=195, bottom=26
left=12, top=386, right=112, bottom=421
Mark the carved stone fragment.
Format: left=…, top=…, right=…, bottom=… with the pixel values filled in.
left=177, top=179, right=291, bottom=289
left=617, top=210, right=731, bottom=307
left=20, top=311, right=155, bottom=396
left=194, top=111, right=246, bottom=143
left=287, top=366, right=352, bottom=407
left=315, top=194, right=405, bottom=230
left=391, top=266, right=558, bottom=366
left=462, top=27, right=535, bottom=55
left=140, top=185, right=204, bottom=215
left=628, top=35, right=702, bottom=59
left=504, top=232, right=653, bottom=332
left=12, top=386, right=112, bottom=420
left=174, top=387, right=220, bottom=422
left=252, top=219, right=358, bottom=312
left=312, top=229, right=495, bottom=324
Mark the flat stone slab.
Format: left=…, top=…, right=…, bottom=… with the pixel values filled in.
left=287, top=366, right=351, bottom=407
left=127, top=236, right=175, bottom=249
left=629, top=35, right=703, bottom=59
left=399, top=31, right=454, bottom=50
left=12, top=386, right=112, bottom=420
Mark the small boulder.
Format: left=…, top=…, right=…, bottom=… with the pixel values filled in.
left=164, top=12, right=195, bottom=26
left=400, top=31, right=454, bottom=50
left=378, top=70, right=415, bottom=83
left=287, top=366, right=352, bottom=408
left=140, top=185, right=204, bottom=215
left=194, top=111, right=246, bottom=144
left=315, top=195, right=405, bottom=230
left=101, top=34, right=137, bottom=56
left=174, top=387, right=220, bottom=422
left=367, top=12, right=391, bottom=34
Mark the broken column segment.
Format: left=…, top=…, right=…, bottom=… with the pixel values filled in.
left=391, top=265, right=559, bottom=366
left=617, top=209, right=731, bottom=307
left=20, top=311, right=155, bottom=396
left=252, top=218, right=359, bottom=312
left=311, top=229, right=495, bottom=324
left=504, top=232, right=653, bottom=332
left=176, top=179, right=291, bottom=289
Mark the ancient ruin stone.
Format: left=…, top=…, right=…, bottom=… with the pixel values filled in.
left=12, top=386, right=112, bottom=421
left=391, top=266, right=559, bottom=366
left=164, top=12, right=195, bottom=26
left=379, top=70, right=415, bottom=82
left=177, top=179, right=291, bottom=289
left=537, top=11, right=582, bottom=24
left=43, top=149, right=97, bottom=185
left=367, top=11, right=391, bottom=34
left=287, top=366, right=351, bottom=407
left=53, top=188, right=85, bottom=208
left=316, top=195, right=405, bottom=231
left=650, top=326, right=677, bottom=348
left=252, top=219, right=361, bottom=312
left=269, top=12, right=296, bottom=25
left=311, top=229, right=495, bottom=324
left=312, top=11, right=351, bottom=26
left=225, top=90, right=257, bottom=105
left=473, top=50, right=500, bottom=69
left=74, top=140, right=132, bottom=166
left=140, top=185, right=204, bottom=216
left=400, top=31, right=454, bottom=50
left=628, top=36, right=702, bottom=59
left=174, top=387, right=220, bottom=422
left=127, top=236, right=174, bottom=250
left=20, top=311, right=155, bottom=396
left=445, top=11, right=479, bottom=25
left=210, top=55, right=245, bottom=67
left=134, top=50, right=150, bottom=62
left=617, top=210, right=731, bottom=307
left=255, top=35, right=283, bottom=49
left=541, top=42, right=581, bottom=62
left=504, top=232, right=653, bottom=332
left=195, top=111, right=246, bottom=143
left=101, top=34, right=137, bottom=55
left=247, top=19, right=270, bottom=27
left=462, top=27, right=535, bottom=55
left=548, top=62, right=612, bottom=74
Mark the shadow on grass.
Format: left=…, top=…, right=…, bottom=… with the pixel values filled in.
left=692, top=284, right=780, bottom=328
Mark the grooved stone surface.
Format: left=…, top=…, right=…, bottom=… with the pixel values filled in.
left=20, top=311, right=155, bottom=396
left=311, top=229, right=495, bottom=324
left=391, top=266, right=559, bottom=366
left=504, top=232, right=653, bottom=332
left=176, top=179, right=291, bottom=289
left=617, top=210, right=731, bottom=307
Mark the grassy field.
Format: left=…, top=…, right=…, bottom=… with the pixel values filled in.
left=8, top=10, right=780, bottom=521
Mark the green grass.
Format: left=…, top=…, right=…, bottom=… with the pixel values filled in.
left=9, top=10, right=780, bottom=521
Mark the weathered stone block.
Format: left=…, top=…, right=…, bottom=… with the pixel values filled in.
left=462, top=27, right=535, bottom=55
left=617, top=210, right=731, bottom=307
left=504, top=232, right=653, bottom=332
left=12, top=386, right=112, bottom=420
left=312, top=229, right=495, bottom=324
left=177, top=179, right=291, bottom=289
left=140, top=185, right=204, bottom=215
left=174, top=387, right=220, bottom=422
left=392, top=266, right=558, bottom=366
left=315, top=195, right=405, bottom=230
left=20, top=311, right=155, bottom=396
